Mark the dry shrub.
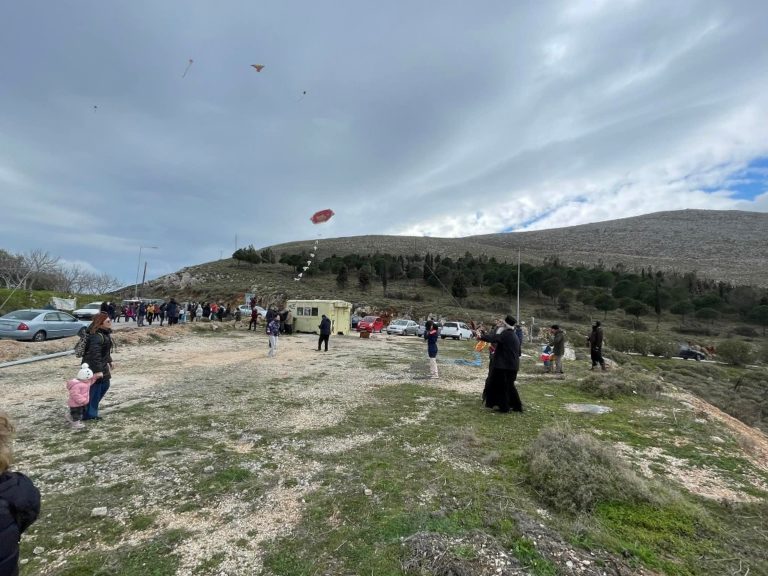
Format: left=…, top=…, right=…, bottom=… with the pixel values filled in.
left=524, top=425, right=656, bottom=514
left=717, top=339, right=755, bottom=366
left=577, top=372, right=661, bottom=399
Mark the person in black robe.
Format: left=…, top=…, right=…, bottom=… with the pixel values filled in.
left=478, top=315, right=523, bottom=413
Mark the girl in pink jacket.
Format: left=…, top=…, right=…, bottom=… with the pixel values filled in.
left=66, top=363, right=100, bottom=431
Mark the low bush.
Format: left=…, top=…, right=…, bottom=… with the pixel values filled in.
left=716, top=339, right=755, bottom=366
left=731, top=326, right=759, bottom=338
left=673, top=325, right=715, bottom=337
left=616, top=318, right=648, bottom=331
left=524, top=425, right=658, bottom=514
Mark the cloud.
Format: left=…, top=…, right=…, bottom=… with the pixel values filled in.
left=1, top=0, right=767, bottom=284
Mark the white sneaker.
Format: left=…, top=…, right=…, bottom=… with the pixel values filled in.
left=64, top=410, right=73, bottom=423
left=71, top=421, right=85, bottom=431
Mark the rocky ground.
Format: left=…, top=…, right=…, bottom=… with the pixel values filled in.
left=1, top=323, right=766, bottom=575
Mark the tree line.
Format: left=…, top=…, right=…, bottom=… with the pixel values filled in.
left=0, top=248, right=122, bottom=294
left=233, top=249, right=768, bottom=333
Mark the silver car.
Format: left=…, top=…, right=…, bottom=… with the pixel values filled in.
left=0, top=309, right=90, bottom=342
left=386, top=319, right=419, bottom=336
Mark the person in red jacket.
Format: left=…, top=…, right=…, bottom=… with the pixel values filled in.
left=0, top=412, right=41, bottom=576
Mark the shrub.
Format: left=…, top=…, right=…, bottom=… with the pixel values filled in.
left=616, top=318, right=648, bottom=331
left=605, top=330, right=634, bottom=353
left=760, top=343, right=768, bottom=365
left=648, top=338, right=677, bottom=359
left=716, top=339, right=755, bottom=366
left=524, top=425, right=656, bottom=514
left=732, top=326, right=759, bottom=338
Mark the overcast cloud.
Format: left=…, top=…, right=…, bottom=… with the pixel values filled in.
left=1, top=0, right=767, bottom=286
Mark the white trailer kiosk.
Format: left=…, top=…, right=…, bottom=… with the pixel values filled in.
left=286, top=299, right=353, bottom=335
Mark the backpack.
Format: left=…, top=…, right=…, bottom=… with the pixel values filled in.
left=74, top=332, right=89, bottom=357
left=74, top=332, right=104, bottom=358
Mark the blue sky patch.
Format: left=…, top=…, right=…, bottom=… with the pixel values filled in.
left=720, top=157, right=768, bottom=200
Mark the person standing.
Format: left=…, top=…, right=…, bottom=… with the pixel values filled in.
left=285, top=309, right=294, bottom=335
left=478, top=315, right=522, bottom=413
left=137, top=302, right=146, bottom=327
left=82, top=313, right=115, bottom=421
left=0, top=411, right=41, bottom=576
left=267, top=315, right=280, bottom=357
left=548, top=324, right=566, bottom=375
left=424, top=320, right=439, bottom=378
left=249, top=307, right=260, bottom=331
left=318, top=314, right=331, bottom=351
left=587, top=321, right=606, bottom=371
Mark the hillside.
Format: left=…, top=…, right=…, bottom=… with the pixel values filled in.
left=264, top=209, right=768, bottom=287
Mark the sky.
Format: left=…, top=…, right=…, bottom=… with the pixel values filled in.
left=1, top=0, right=767, bottom=288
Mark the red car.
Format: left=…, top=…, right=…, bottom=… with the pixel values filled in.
left=357, top=315, right=384, bottom=333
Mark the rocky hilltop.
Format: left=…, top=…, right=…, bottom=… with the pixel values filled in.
left=266, top=209, right=768, bottom=287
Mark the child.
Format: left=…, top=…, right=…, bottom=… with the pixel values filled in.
left=0, top=411, right=41, bottom=576
left=66, top=363, right=100, bottom=431
left=267, top=316, right=280, bottom=357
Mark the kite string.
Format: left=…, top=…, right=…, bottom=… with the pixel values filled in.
left=416, top=237, right=476, bottom=328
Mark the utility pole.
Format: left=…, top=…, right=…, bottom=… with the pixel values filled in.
left=516, top=248, right=521, bottom=322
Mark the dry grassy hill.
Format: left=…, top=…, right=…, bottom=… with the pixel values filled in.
left=265, top=209, right=768, bottom=287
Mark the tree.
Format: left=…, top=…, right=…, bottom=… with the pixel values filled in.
left=670, top=300, right=695, bottom=324
left=623, top=299, right=649, bottom=320
left=593, top=293, right=617, bottom=319
left=406, top=264, right=422, bottom=279
left=541, top=277, right=564, bottom=304
left=695, top=307, right=720, bottom=325
left=358, top=266, right=371, bottom=291
left=381, top=261, right=388, bottom=295
left=749, top=305, right=768, bottom=336
left=451, top=275, right=468, bottom=301
left=336, top=265, right=349, bottom=289
left=24, top=249, right=59, bottom=290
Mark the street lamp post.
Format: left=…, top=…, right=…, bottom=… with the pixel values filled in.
left=134, top=246, right=158, bottom=300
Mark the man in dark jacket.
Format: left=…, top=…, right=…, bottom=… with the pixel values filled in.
left=478, top=315, right=523, bottom=412
left=548, top=325, right=566, bottom=375
left=318, top=315, right=332, bottom=351
left=0, top=413, right=41, bottom=576
left=587, top=321, right=606, bottom=370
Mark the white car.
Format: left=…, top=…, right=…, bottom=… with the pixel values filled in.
left=440, top=321, right=473, bottom=340
left=238, top=305, right=267, bottom=319
left=72, top=302, right=103, bottom=320
left=386, top=319, right=419, bottom=336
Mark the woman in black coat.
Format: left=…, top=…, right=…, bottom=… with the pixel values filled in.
left=478, top=315, right=523, bottom=413
left=82, top=312, right=114, bottom=421
left=0, top=412, right=40, bottom=576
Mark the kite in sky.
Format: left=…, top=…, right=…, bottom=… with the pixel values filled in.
left=182, top=59, right=194, bottom=78
left=251, top=64, right=265, bottom=72
left=295, top=209, right=335, bottom=281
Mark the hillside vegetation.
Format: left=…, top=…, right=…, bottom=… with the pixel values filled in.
left=265, top=209, right=768, bottom=287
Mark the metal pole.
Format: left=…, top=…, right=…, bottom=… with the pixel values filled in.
left=134, top=246, right=143, bottom=300
left=516, top=248, right=521, bottom=321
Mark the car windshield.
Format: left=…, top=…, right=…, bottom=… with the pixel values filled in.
left=392, top=320, right=406, bottom=325
left=84, top=303, right=102, bottom=309
left=363, top=316, right=376, bottom=322
left=2, top=311, right=39, bottom=320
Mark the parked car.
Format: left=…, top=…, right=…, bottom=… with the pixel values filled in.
left=678, top=347, right=707, bottom=361
left=386, top=319, right=419, bottom=336
left=357, top=316, right=384, bottom=333
left=440, top=321, right=473, bottom=340
left=237, top=304, right=267, bottom=319
left=351, top=315, right=361, bottom=329
left=72, top=301, right=103, bottom=320
left=0, top=309, right=90, bottom=342
left=417, top=321, right=442, bottom=337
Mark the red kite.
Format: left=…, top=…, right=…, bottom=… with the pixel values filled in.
left=251, top=64, right=265, bottom=72
left=310, top=209, right=334, bottom=224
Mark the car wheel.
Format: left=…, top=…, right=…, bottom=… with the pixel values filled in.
left=77, top=327, right=86, bottom=337
left=32, top=330, right=47, bottom=342
left=458, top=333, right=464, bottom=341
left=441, top=335, right=446, bottom=339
